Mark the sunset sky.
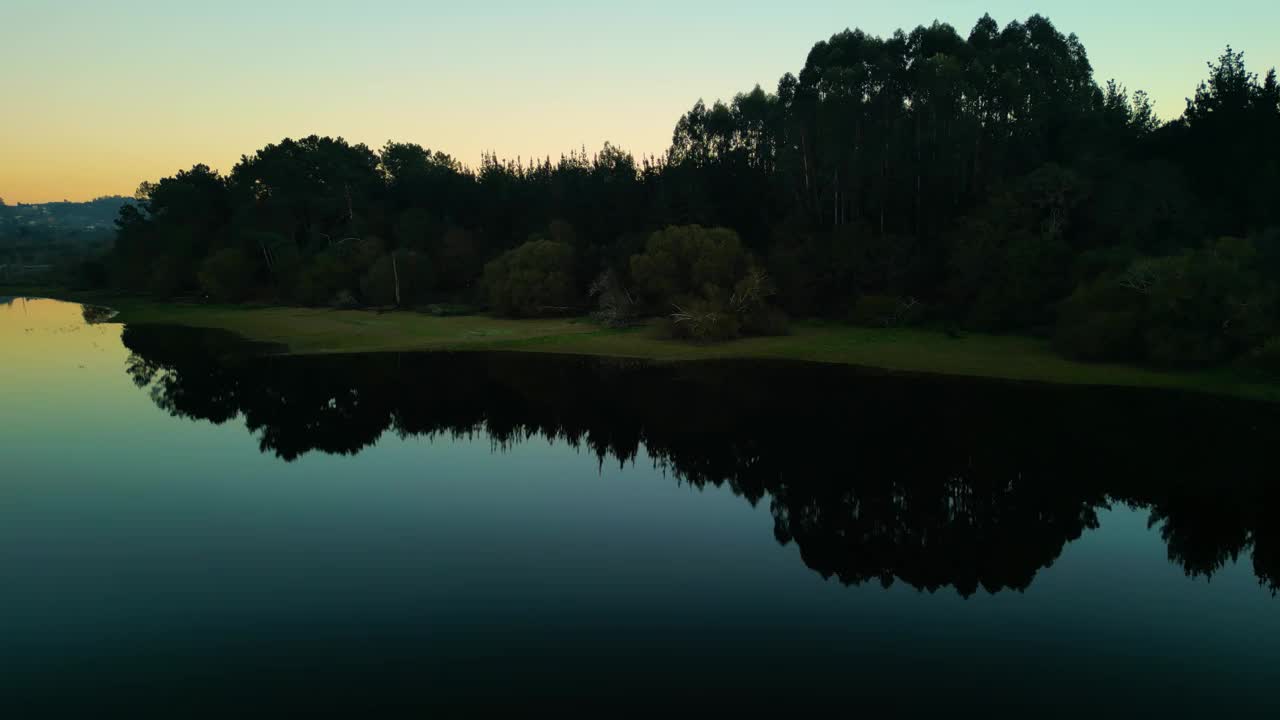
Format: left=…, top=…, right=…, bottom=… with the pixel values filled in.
left=2, top=0, right=1277, bottom=204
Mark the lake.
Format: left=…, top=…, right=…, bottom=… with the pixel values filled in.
left=2, top=297, right=1278, bottom=715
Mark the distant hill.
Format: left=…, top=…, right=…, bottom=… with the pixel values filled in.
left=0, top=196, right=131, bottom=277
left=0, top=196, right=133, bottom=241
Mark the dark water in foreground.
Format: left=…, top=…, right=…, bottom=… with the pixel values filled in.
left=2, top=298, right=1279, bottom=715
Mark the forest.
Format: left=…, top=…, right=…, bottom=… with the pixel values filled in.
left=89, top=14, right=1280, bottom=372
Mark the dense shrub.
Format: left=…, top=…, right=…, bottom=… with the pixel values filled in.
left=1248, top=337, right=1280, bottom=376
left=198, top=248, right=256, bottom=302
left=630, top=225, right=752, bottom=312
left=588, top=270, right=638, bottom=328
left=147, top=256, right=192, bottom=298
left=945, top=166, right=1081, bottom=331
left=71, top=259, right=109, bottom=290
left=630, top=225, right=786, bottom=341
left=767, top=234, right=831, bottom=317
left=1054, top=310, right=1142, bottom=361
left=1133, top=238, right=1268, bottom=367
left=292, top=252, right=352, bottom=306
left=482, top=239, right=576, bottom=317
left=435, top=226, right=484, bottom=293
left=743, top=306, right=791, bottom=336
left=848, top=295, right=923, bottom=328
left=291, top=238, right=384, bottom=306
left=360, top=251, right=435, bottom=306
left=768, top=223, right=925, bottom=318
left=1055, top=238, right=1275, bottom=367
left=663, top=299, right=741, bottom=342
left=330, top=289, right=359, bottom=309
left=1054, top=280, right=1145, bottom=361
left=658, top=302, right=788, bottom=340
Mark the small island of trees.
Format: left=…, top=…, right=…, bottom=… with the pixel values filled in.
left=81, top=14, right=1280, bottom=375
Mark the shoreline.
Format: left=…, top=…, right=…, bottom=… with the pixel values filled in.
left=8, top=287, right=1279, bottom=403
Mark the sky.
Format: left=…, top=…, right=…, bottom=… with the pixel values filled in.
left=2, top=0, right=1277, bottom=204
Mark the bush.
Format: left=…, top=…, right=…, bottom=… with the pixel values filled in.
left=482, top=239, right=576, bottom=317
left=630, top=225, right=752, bottom=311
left=330, top=289, right=360, bottom=309
left=436, top=225, right=483, bottom=292
left=1143, top=324, right=1228, bottom=369
left=741, top=306, right=791, bottom=336
left=72, top=259, right=109, bottom=290
left=666, top=299, right=741, bottom=342
left=291, top=237, right=386, bottom=306
left=848, top=295, right=923, bottom=327
left=292, top=252, right=350, bottom=306
left=198, top=248, right=256, bottom=302
left=1053, top=310, right=1142, bottom=361
left=147, top=255, right=193, bottom=298
left=1053, top=279, right=1145, bottom=361
left=768, top=235, right=827, bottom=316
left=1248, top=337, right=1280, bottom=377
left=1121, top=238, right=1268, bottom=367
left=589, top=270, right=638, bottom=328
left=631, top=225, right=785, bottom=342
left=360, top=251, right=435, bottom=306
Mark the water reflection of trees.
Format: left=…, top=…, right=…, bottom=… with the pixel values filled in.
left=122, top=325, right=1280, bottom=597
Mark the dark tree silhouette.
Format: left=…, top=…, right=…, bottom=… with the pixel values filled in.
left=93, top=15, right=1280, bottom=369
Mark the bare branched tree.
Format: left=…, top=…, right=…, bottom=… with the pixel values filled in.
left=589, top=270, right=638, bottom=328
left=890, top=296, right=920, bottom=326
left=1119, top=260, right=1159, bottom=294
left=729, top=268, right=775, bottom=315
left=671, top=304, right=722, bottom=338
left=1119, top=258, right=1184, bottom=295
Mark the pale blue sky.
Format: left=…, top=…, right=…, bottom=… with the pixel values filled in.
left=2, top=1, right=1277, bottom=202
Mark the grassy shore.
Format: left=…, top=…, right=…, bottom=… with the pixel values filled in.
left=6, top=286, right=1278, bottom=402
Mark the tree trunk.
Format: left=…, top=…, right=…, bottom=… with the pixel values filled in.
left=800, top=130, right=813, bottom=219
left=833, top=169, right=839, bottom=226
left=392, top=251, right=402, bottom=307
left=916, top=110, right=922, bottom=237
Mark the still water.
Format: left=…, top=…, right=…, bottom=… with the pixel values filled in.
left=2, top=297, right=1278, bottom=714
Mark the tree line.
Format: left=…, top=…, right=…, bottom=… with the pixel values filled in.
left=92, top=14, right=1280, bottom=370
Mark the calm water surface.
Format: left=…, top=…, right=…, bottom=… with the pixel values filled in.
left=2, top=297, right=1278, bottom=715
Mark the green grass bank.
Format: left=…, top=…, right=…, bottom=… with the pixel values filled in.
left=5, top=287, right=1277, bottom=402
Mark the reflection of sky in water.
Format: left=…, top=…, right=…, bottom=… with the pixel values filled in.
left=1, top=298, right=1277, bottom=712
